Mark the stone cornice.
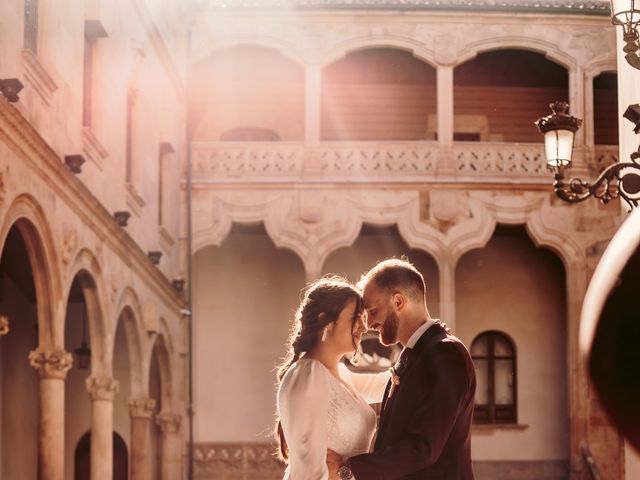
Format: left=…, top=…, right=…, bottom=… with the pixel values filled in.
left=206, top=0, right=610, bottom=15
left=0, top=98, right=184, bottom=312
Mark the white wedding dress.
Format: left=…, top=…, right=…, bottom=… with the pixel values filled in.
left=277, top=358, right=389, bottom=480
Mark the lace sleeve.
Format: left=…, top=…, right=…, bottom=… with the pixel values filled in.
left=338, top=362, right=390, bottom=404
left=277, top=359, right=331, bottom=480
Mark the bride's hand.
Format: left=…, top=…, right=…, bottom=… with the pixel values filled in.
left=326, top=449, right=342, bottom=480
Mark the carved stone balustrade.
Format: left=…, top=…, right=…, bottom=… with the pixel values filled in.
left=191, top=141, right=560, bottom=184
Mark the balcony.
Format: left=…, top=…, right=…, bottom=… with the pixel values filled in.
left=191, top=141, right=619, bottom=186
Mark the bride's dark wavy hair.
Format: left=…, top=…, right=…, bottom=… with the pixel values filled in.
left=274, top=276, right=364, bottom=462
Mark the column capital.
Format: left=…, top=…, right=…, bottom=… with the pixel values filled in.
left=29, top=348, right=73, bottom=379
left=85, top=376, right=119, bottom=401
left=156, top=412, right=182, bottom=433
left=129, top=396, right=156, bottom=418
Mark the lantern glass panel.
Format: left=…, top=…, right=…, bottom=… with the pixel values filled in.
left=544, top=129, right=575, bottom=167
left=611, top=0, right=640, bottom=25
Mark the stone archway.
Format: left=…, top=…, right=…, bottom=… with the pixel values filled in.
left=192, top=221, right=305, bottom=451
left=63, top=266, right=107, bottom=480
left=0, top=197, right=69, bottom=480
left=455, top=224, right=569, bottom=478
left=0, top=224, right=41, bottom=479
left=149, top=333, right=182, bottom=480
left=74, top=431, right=129, bottom=480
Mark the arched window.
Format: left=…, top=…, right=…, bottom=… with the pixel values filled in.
left=471, top=331, right=516, bottom=424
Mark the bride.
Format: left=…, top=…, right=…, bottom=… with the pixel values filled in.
left=275, top=276, right=389, bottom=480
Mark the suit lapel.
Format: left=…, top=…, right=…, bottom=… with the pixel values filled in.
left=375, top=322, right=448, bottom=446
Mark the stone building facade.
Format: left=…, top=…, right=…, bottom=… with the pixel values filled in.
left=0, top=1, right=188, bottom=480
left=188, top=1, right=637, bottom=480
left=1, top=0, right=639, bottom=480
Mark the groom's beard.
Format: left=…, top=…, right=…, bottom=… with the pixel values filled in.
left=380, top=310, right=399, bottom=346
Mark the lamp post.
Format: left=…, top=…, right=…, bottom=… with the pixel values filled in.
left=535, top=101, right=640, bottom=210
left=610, top=0, right=640, bottom=70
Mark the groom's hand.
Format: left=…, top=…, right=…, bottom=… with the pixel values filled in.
left=326, top=449, right=342, bottom=480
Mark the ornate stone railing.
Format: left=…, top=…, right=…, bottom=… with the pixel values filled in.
left=191, top=141, right=556, bottom=184
left=318, top=141, right=437, bottom=178
left=192, top=142, right=305, bottom=179
left=590, top=145, right=619, bottom=174
left=452, top=142, right=548, bottom=178
left=194, top=442, right=285, bottom=479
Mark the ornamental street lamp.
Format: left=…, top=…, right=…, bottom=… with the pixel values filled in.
left=535, top=101, right=640, bottom=210
left=610, top=0, right=640, bottom=70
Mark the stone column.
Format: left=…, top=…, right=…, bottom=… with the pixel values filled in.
left=436, top=64, right=455, bottom=177
left=437, top=65, right=454, bottom=148
left=29, top=349, right=73, bottom=480
left=305, top=64, right=322, bottom=147
left=85, top=376, right=119, bottom=480
left=439, top=260, right=456, bottom=333
left=569, top=66, right=589, bottom=176
left=129, top=397, right=156, bottom=480
left=156, top=412, right=183, bottom=480
left=303, top=64, right=323, bottom=179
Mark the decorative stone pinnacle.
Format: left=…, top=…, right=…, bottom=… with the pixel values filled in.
left=171, top=279, right=185, bottom=292
left=64, top=155, right=86, bottom=174
left=114, top=211, right=131, bottom=227
left=0, top=78, right=24, bottom=103
left=29, top=349, right=73, bottom=379
left=148, top=251, right=162, bottom=265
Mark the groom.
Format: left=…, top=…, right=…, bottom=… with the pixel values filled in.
left=329, top=258, right=476, bottom=480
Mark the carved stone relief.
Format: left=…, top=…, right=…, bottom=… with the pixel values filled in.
left=61, top=224, right=78, bottom=265
left=194, top=443, right=284, bottom=479
left=86, top=376, right=120, bottom=401
left=29, top=349, right=74, bottom=380
left=128, top=396, right=156, bottom=418
left=419, top=190, right=472, bottom=234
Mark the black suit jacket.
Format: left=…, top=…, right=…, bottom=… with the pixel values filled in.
left=349, top=322, right=476, bottom=480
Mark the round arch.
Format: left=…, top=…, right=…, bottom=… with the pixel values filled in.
left=456, top=37, right=577, bottom=70
left=148, top=332, right=174, bottom=411
left=321, top=37, right=438, bottom=68
left=112, top=288, right=146, bottom=394
left=191, top=39, right=307, bottom=70
left=63, top=249, right=110, bottom=375
left=442, top=195, right=584, bottom=271
left=0, top=194, right=61, bottom=348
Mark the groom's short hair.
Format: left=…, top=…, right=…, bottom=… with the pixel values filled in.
left=360, top=258, right=426, bottom=301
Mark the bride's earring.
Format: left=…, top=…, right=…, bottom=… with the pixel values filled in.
left=321, top=327, right=328, bottom=342
left=351, top=346, right=362, bottom=364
